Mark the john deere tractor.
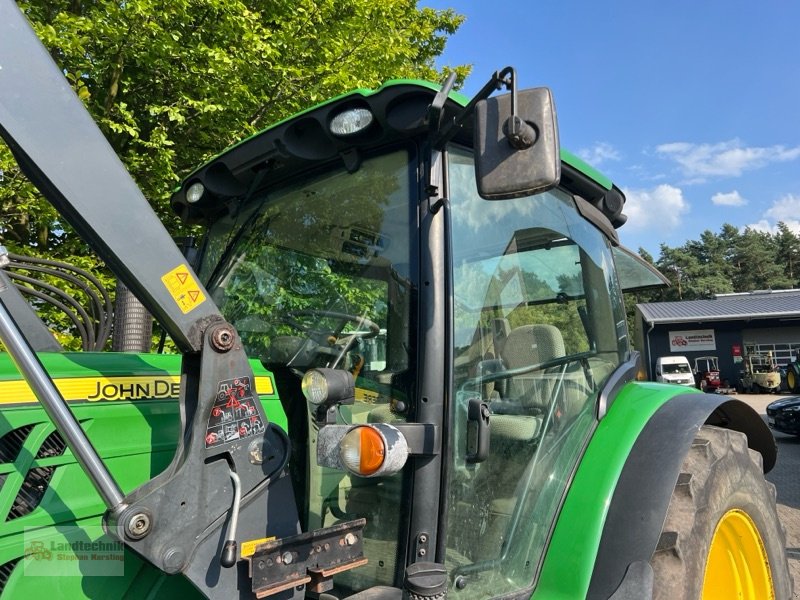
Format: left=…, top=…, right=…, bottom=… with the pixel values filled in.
left=0, top=3, right=791, bottom=599
left=785, top=350, right=800, bottom=394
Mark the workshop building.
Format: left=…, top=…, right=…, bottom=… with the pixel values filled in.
left=635, top=289, right=800, bottom=386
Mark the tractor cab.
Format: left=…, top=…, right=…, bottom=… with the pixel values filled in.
left=0, top=7, right=791, bottom=597
left=178, top=79, right=638, bottom=597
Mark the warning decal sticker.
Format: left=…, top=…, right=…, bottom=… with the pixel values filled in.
left=160, top=265, right=206, bottom=314
left=205, top=376, right=266, bottom=449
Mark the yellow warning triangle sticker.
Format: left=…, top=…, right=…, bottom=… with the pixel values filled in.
left=161, top=265, right=206, bottom=314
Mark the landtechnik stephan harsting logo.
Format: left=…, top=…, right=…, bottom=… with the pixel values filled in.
left=23, top=527, right=124, bottom=576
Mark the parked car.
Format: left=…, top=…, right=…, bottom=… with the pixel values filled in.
left=766, top=397, right=800, bottom=435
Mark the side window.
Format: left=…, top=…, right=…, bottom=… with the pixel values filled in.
left=198, top=150, right=417, bottom=594
left=445, top=147, right=626, bottom=598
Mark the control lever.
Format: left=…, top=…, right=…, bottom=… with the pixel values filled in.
left=220, top=467, right=242, bottom=568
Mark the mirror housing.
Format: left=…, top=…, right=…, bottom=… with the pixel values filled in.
left=474, top=87, right=560, bottom=200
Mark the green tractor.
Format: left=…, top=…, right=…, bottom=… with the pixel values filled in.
left=785, top=351, right=800, bottom=394
left=0, top=3, right=792, bottom=599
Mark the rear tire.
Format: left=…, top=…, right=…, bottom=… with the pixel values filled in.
left=650, top=426, right=792, bottom=599
left=789, top=368, right=800, bottom=394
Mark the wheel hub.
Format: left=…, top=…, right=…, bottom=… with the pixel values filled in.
left=702, top=509, right=774, bottom=600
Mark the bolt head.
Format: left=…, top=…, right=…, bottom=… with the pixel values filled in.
left=210, top=325, right=236, bottom=352
left=344, top=532, right=358, bottom=546
left=125, top=511, right=151, bottom=540
left=162, top=547, right=186, bottom=574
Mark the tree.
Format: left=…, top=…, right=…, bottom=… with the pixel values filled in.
left=649, top=223, right=798, bottom=301
left=1, top=0, right=467, bottom=256
left=732, top=227, right=791, bottom=292
left=0, top=0, right=466, bottom=347
left=637, top=247, right=655, bottom=265
left=656, top=243, right=698, bottom=300
left=774, top=222, right=800, bottom=287
left=689, top=230, right=734, bottom=296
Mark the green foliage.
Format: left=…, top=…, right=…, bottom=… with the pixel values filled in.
left=460, top=265, right=590, bottom=356
left=5, top=0, right=466, bottom=235
left=638, top=222, right=800, bottom=303
left=773, top=222, right=800, bottom=283
left=0, top=0, right=466, bottom=347
left=199, top=149, right=409, bottom=358
left=731, top=227, right=792, bottom=292
left=507, top=301, right=589, bottom=355
left=221, top=249, right=387, bottom=357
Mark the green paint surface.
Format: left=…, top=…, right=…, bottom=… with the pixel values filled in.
left=0, top=351, right=286, bottom=597
left=532, top=381, right=697, bottom=599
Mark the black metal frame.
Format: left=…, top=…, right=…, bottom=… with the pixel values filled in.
left=0, top=4, right=313, bottom=596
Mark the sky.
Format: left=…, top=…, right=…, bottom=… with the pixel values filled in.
left=421, top=1, right=800, bottom=256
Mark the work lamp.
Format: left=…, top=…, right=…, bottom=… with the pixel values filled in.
left=329, top=107, right=374, bottom=136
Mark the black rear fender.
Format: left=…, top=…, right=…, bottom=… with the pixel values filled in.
left=586, top=394, right=775, bottom=599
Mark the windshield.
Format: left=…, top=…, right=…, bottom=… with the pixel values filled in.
left=445, top=146, right=627, bottom=598
left=663, top=363, right=691, bottom=374
left=199, top=149, right=416, bottom=593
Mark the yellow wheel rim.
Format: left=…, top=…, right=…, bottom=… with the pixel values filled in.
left=702, top=509, right=774, bottom=600
left=788, top=370, right=796, bottom=390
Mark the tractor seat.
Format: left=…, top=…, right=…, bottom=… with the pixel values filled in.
left=500, top=324, right=565, bottom=408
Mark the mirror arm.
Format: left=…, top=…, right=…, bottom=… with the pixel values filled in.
left=427, top=71, right=457, bottom=137
left=430, top=67, right=508, bottom=149
left=430, top=66, right=534, bottom=151
left=502, top=68, right=536, bottom=150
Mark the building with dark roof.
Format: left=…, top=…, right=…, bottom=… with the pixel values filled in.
left=635, top=289, right=800, bottom=386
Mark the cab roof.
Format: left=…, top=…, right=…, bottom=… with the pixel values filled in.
left=172, top=79, right=625, bottom=227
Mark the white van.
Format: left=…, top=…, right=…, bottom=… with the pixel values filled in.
left=655, top=356, right=695, bottom=387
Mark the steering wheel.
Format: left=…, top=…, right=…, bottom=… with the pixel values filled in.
left=473, top=351, right=597, bottom=389
left=470, top=351, right=598, bottom=426
left=282, top=309, right=380, bottom=340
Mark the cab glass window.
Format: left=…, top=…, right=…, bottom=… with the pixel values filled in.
left=445, top=146, right=627, bottom=598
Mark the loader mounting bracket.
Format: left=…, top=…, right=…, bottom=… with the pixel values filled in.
left=248, top=519, right=367, bottom=598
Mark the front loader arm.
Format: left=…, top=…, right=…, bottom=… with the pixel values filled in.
left=0, top=3, right=305, bottom=597
left=0, top=3, right=213, bottom=353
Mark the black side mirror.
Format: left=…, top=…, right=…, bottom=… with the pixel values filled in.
left=474, top=87, right=560, bottom=200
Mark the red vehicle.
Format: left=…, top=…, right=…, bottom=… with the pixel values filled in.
left=694, top=356, right=721, bottom=392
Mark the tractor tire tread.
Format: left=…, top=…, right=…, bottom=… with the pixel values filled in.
left=650, top=425, right=792, bottom=600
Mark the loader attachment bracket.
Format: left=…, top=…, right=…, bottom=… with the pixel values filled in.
left=247, top=519, right=367, bottom=598
left=104, top=322, right=303, bottom=597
